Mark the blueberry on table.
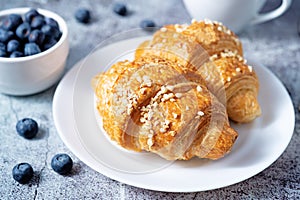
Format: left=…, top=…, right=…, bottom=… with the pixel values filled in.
left=16, top=22, right=31, bottom=40
left=16, top=118, right=38, bottom=139
left=0, top=49, right=7, bottom=57
left=10, top=51, right=23, bottom=58
left=24, top=8, right=40, bottom=23
left=1, top=14, right=23, bottom=31
left=24, top=43, right=41, bottom=56
left=0, top=29, right=14, bottom=43
left=28, top=29, right=45, bottom=46
left=140, top=19, right=156, bottom=31
left=12, top=163, right=34, bottom=184
left=75, top=8, right=91, bottom=24
left=51, top=154, right=73, bottom=175
left=7, top=40, right=21, bottom=53
left=113, top=3, right=127, bottom=16
left=30, top=15, right=45, bottom=29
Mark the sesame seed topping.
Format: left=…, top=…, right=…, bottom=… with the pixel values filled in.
left=227, top=77, right=231, bottom=82
left=170, top=131, right=176, bottom=136
left=140, top=117, right=146, bottom=123
left=197, top=111, right=204, bottom=116
left=196, top=85, right=202, bottom=92
left=160, top=27, right=167, bottom=32
left=160, top=128, right=166, bottom=133
left=140, top=88, right=147, bottom=95
left=186, top=105, right=189, bottom=110
left=170, top=98, right=176, bottom=102
left=173, top=113, right=178, bottom=119
left=209, top=54, right=218, bottom=61
left=175, top=93, right=182, bottom=98
left=147, top=138, right=154, bottom=147
left=161, top=86, right=167, bottom=93
left=191, top=18, right=197, bottom=23
left=236, top=67, right=241, bottom=72
left=248, top=65, right=253, bottom=72
left=166, top=85, right=174, bottom=91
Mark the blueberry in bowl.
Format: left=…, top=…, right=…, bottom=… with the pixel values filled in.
left=0, top=7, right=69, bottom=96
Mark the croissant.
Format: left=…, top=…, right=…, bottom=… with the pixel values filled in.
left=92, top=56, right=238, bottom=160
left=135, top=20, right=261, bottom=123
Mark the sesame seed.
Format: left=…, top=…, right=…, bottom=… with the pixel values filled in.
left=196, top=85, right=202, bottom=92
left=186, top=105, right=189, bottom=110
left=248, top=65, right=253, bottom=72
left=160, top=128, right=166, bottom=133
left=170, top=98, right=176, bottom=102
left=160, top=27, right=167, bottom=32
left=191, top=18, right=197, bottom=23
left=147, top=138, right=154, bottom=147
left=161, top=86, right=167, bottom=93
left=236, top=67, right=241, bottom=72
left=227, top=77, right=231, bottom=82
left=170, top=131, right=176, bottom=136
left=175, top=93, right=182, bottom=98
left=173, top=113, right=178, bottom=119
left=140, top=88, right=147, bottom=94
left=166, top=85, right=174, bottom=91
left=197, top=111, right=204, bottom=116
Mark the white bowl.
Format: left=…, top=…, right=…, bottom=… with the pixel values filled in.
left=0, top=7, right=69, bottom=96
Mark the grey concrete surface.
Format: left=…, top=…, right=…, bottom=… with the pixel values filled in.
left=0, top=0, right=299, bottom=199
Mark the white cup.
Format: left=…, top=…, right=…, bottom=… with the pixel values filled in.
left=183, top=0, right=292, bottom=33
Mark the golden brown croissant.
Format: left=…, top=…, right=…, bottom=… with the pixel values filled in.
left=135, top=20, right=261, bottom=123
left=92, top=56, right=238, bottom=160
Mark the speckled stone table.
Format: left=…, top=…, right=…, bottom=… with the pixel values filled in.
left=1, top=0, right=299, bottom=199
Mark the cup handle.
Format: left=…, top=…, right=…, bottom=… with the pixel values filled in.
left=250, top=0, right=292, bottom=25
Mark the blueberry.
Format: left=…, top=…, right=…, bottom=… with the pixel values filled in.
left=30, top=15, right=45, bottom=29
left=24, top=43, right=41, bottom=56
left=0, top=49, right=7, bottom=57
left=28, top=29, right=45, bottom=46
left=45, top=17, right=59, bottom=28
left=12, top=163, right=33, bottom=184
left=113, top=3, right=127, bottom=16
left=41, top=24, right=60, bottom=39
left=16, top=22, right=31, bottom=40
left=7, top=40, right=21, bottom=53
left=1, top=14, right=23, bottom=31
left=140, top=19, right=156, bottom=31
left=0, top=42, right=6, bottom=51
left=10, top=51, right=23, bottom=58
left=16, top=118, right=38, bottom=139
left=42, top=36, right=57, bottom=50
left=74, top=8, right=91, bottom=24
left=0, top=29, right=14, bottom=43
left=51, top=154, right=73, bottom=175
left=24, top=9, right=40, bottom=23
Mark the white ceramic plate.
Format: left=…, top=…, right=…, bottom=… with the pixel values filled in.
left=53, top=37, right=295, bottom=192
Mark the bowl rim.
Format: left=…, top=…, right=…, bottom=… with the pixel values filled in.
left=0, top=7, right=68, bottom=63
